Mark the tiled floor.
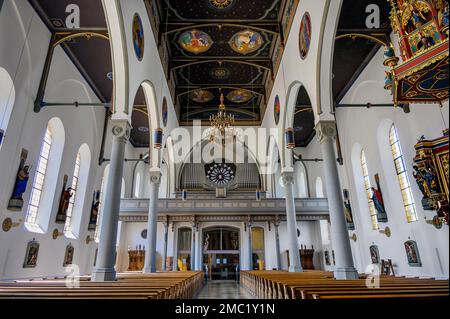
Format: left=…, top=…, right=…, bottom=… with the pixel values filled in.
left=196, top=280, right=255, bottom=299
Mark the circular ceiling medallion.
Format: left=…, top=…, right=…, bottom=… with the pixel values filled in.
left=162, top=97, right=168, bottom=127
left=211, top=67, right=230, bottom=79
left=208, top=0, right=234, bottom=9
left=299, top=12, right=312, bottom=60
left=206, top=163, right=236, bottom=186
left=227, top=89, right=253, bottom=104
left=191, top=89, right=214, bottom=103
left=229, top=30, right=264, bottom=55
left=132, top=14, right=145, bottom=61
left=179, top=30, right=213, bottom=54
left=274, top=95, right=281, bottom=124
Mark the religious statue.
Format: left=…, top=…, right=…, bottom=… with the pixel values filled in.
left=56, top=175, right=73, bottom=223
left=343, top=189, right=355, bottom=230
left=8, top=149, right=30, bottom=211
left=417, top=32, right=435, bottom=51
left=203, top=234, right=210, bottom=252
left=88, top=190, right=100, bottom=230
left=371, top=186, right=388, bottom=223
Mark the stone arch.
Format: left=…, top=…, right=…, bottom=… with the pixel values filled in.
left=103, top=0, right=129, bottom=120
left=0, top=67, right=15, bottom=139
left=280, top=81, right=314, bottom=170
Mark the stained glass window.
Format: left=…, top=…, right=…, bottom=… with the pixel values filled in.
left=360, top=150, right=379, bottom=230
left=389, top=124, right=418, bottom=222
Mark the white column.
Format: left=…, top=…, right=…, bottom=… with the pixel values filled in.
left=92, top=121, right=130, bottom=282
left=316, top=121, right=358, bottom=280
left=282, top=172, right=303, bottom=272
left=161, top=219, right=169, bottom=271
left=143, top=171, right=161, bottom=273
left=246, top=219, right=253, bottom=270
left=172, top=222, right=178, bottom=271
left=274, top=219, right=282, bottom=270
left=190, top=224, right=196, bottom=271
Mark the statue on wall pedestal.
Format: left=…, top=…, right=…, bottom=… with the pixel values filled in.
left=343, top=189, right=355, bottom=230
left=88, top=190, right=100, bottom=231
left=55, top=175, right=73, bottom=223
left=8, top=149, right=30, bottom=211
left=371, top=174, right=388, bottom=223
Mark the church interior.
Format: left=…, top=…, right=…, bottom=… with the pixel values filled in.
left=0, top=0, right=449, bottom=302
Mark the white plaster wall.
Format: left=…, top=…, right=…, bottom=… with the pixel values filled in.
left=336, top=44, right=449, bottom=278
left=0, top=0, right=105, bottom=280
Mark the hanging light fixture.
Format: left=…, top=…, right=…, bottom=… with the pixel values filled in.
left=208, top=91, right=235, bottom=145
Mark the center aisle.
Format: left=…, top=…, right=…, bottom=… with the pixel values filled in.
left=196, top=280, right=254, bottom=299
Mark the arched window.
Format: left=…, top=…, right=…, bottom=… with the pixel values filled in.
left=360, top=150, right=379, bottom=230
left=25, top=118, right=65, bottom=233
left=134, top=172, right=141, bottom=198
left=389, top=124, right=418, bottom=222
left=64, top=144, right=91, bottom=238
left=64, top=152, right=81, bottom=235
left=25, top=127, right=52, bottom=227
left=0, top=67, right=15, bottom=146
left=315, top=177, right=324, bottom=198
left=94, top=175, right=106, bottom=243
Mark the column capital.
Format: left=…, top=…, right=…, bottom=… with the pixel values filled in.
left=111, top=120, right=131, bottom=142
left=315, top=121, right=337, bottom=144
left=281, top=171, right=295, bottom=186
left=149, top=171, right=162, bottom=185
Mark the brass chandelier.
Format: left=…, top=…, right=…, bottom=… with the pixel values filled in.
left=209, top=93, right=235, bottom=144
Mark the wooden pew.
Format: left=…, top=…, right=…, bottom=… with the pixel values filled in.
left=240, top=270, right=449, bottom=300
left=0, top=271, right=204, bottom=299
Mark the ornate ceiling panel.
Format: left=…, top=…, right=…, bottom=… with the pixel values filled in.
left=149, top=0, right=298, bottom=126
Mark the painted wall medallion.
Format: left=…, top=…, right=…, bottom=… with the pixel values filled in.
left=369, top=245, right=380, bottom=264
left=274, top=95, right=281, bottom=125
left=299, top=12, right=312, bottom=60
left=23, top=239, right=39, bottom=268
left=209, top=0, right=234, bottom=9
left=141, top=229, right=148, bottom=239
left=132, top=13, right=145, bottom=61
left=179, top=30, right=213, bottom=54
left=191, top=89, right=214, bottom=103
left=162, top=97, right=168, bottom=127
left=229, top=30, right=264, bottom=55
left=404, top=240, right=422, bottom=267
left=227, top=89, right=253, bottom=104
left=63, top=244, right=75, bottom=267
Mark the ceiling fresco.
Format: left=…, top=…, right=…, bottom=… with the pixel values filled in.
left=29, top=0, right=393, bottom=148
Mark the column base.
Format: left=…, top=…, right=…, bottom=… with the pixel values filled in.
left=289, top=265, right=303, bottom=273
left=333, top=267, right=359, bottom=280
left=91, top=268, right=116, bottom=282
